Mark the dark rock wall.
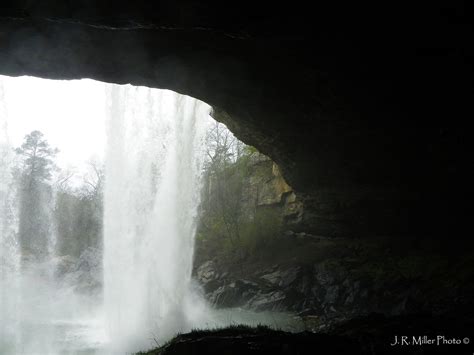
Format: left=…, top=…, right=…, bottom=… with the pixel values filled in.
left=1, top=2, right=472, bottom=239
left=234, top=154, right=303, bottom=227
left=195, top=237, right=474, bottom=328
left=194, top=154, right=474, bottom=324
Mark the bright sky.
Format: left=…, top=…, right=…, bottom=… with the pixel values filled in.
left=0, top=75, right=107, bottom=173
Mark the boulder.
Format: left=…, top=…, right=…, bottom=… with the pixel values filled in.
left=279, top=266, right=302, bottom=288
left=208, top=279, right=260, bottom=308
left=196, top=260, right=222, bottom=293
left=249, top=290, right=287, bottom=311
left=260, top=270, right=282, bottom=285
left=196, top=260, right=219, bottom=283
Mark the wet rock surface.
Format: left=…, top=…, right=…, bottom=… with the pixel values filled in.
left=194, top=236, right=474, bottom=330
left=194, top=148, right=474, bottom=336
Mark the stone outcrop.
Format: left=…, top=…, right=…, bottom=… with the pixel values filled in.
left=194, top=152, right=474, bottom=326
left=195, top=236, right=474, bottom=329
left=238, top=153, right=303, bottom=227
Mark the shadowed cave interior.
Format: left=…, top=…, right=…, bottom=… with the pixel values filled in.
left=0, top=2, right=473, bottom=355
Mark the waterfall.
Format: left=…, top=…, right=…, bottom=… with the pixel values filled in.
left=0, top=82, right=22, bottom=353
left=0, top=78, right=92, bottom=354
left=1, top=77, right=283, bottom=355
left=103, top=85, right=210, bottom=353
left=0, top=132, right=58, bottom=353
left=1, top=77, right=214, bottom=354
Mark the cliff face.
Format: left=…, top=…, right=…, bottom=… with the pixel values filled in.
left=194, top=152, right=305, bottom=267
left=194, top=154, right=474, bottom=327
left=238, top=154, right=302, bottom=227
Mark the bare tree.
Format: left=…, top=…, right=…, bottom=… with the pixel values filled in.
left=55, top=168, right=75, bottom=194
left=81, top=159, right=104, bottom=200
left=202, top=121, right=250, bottom=263
left=206, top=121, right=239, bottom=170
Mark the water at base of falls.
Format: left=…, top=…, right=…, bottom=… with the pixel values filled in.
left=0, top=260, right=105, bottom=354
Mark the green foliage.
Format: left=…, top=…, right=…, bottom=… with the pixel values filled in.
left=238, top=208, right=282, bottom=256
left=17, top=180, right=53, bottom=259
left=54, top=162, right=104, bottom=258
left=199, top=123, right=282, bottom=262
left=13, top=131, right=103, bottom=260
left=54, top=190, right=102, bottom=258
left=243, top=145, right=259, bottom=155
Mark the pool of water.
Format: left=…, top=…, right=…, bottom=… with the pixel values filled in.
left=1, top=307, right=303, bottom=355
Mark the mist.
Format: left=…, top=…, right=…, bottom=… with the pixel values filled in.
left=0, top=76, right=296, bottom=355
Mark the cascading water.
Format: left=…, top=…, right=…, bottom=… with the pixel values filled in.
left=0, top=82, right=22, bottom=353
left=0, top=77, right=107, bottom=354
left=0, top=77, right=296, bottom=355
left=103, top=85, right=211, bottom=353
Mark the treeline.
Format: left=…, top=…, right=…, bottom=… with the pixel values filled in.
left=197, top=122, right=282, bottom=263
left=12, top=130, right=103, bottom=263
left=54, top=161, right=103, bottom=259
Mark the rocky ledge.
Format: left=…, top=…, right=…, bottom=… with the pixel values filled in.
left=194, top=236, right=474, bottom=330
